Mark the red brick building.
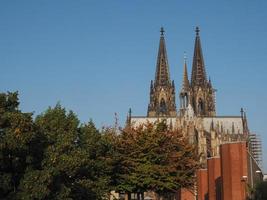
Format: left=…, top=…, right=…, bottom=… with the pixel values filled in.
left=207, top=157, right=221, bottom=200
left=197, top=169, right=208, bottom=200
left=196, top=142, right=263, bottom=200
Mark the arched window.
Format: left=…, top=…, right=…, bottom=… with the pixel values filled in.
left=184, top=93, right=188, bottom=107
left=198, top=98, right=204, bottom=114
left=159, top=98, right=167, bottom=113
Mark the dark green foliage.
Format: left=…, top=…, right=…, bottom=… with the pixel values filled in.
left=32, top=104, right=112, bottom=200
left=0, top=93, right=113, bottom=200
left=0, top=92, right=43, bottom=199
left=254, top=181, right=267, bottom=200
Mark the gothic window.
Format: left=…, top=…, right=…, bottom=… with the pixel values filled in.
left=159, top=98, right=167, bottom=113
left=185, top=93, right=188, bottom=107
left=198, top=98, right=204, bottom=114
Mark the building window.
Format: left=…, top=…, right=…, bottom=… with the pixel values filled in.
left=159, top=98, right=167, bottom=113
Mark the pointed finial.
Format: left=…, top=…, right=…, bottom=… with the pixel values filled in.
left=240, top=108, right=244, bottom=118
left=195, top=26, right=200, bottom=36
left=126, top=108, right=132, bottom=126
left=160, top=27, right=165, bottom=36
left=183, top=51, right=187, bottom=63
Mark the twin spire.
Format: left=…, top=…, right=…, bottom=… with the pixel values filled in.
left=154, top=26, right=207, bottom=90
left=154, top=27, right=171, bottom=86
left=148, top=26, right=215, bottom=117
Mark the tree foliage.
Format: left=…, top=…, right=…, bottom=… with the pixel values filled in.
left=112, top=121, right=200, bottom=198
left=0, top=93, right=113, bottom=199
left=0, top=92, right=200, bottom=200
left=0, top=92, right=43, bottom=199
left=254, top=181, right=267, bottom=200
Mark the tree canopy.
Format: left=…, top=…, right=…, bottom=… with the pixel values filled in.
left=0, top=92, right=200, bottom=200
left=111, top=121, right=199, bottom=199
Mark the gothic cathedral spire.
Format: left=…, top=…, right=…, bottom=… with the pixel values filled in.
left=147, top=27, right=176, bottom=117
left=154, top=27, right=171, bottom=86
left=179, top=55, right=190, bottom=114
left=191, top=27, right=207, bottom=87
left=181, top=54, right=190, bottom=92
left=189, top=27, right=216, bottom=116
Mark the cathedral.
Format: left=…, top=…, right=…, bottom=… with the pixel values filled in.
left=117, top=26, right=267, bottom=200
left=128, top=27, right=248, bottom=166
left=121, top=27, right=263, bottom=200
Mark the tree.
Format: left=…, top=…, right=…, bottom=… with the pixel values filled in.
left=76, top=120, right=114, bottom=199
left=254, top=181, right=267, bottom=200
left=0, top=94, right=114, bottom=200
left=21, top=104, right=113, bottom=200
left=1, top=92, right=199, bottom=200
left=112, top=121, right=200, bottom=200
left=0, top=92, right=44, bottom=199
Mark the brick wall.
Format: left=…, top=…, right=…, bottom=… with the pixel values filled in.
left=207, top=157, right=222, bottom=200
left=197, top=169, right=208, bottom=200
left=220, top=142, right=248, bottom=200
left=178, top=188, right=195, bottom=200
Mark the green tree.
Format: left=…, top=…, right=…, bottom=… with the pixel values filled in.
left=112, top=121, right=200, bottom=200
left=20, top=104, right=113, bottom=200
left=254, top=181, right=267, bottom=200
left=76, top=120, right=114, bottom=199
left=0, top=95, right=114, bottom=200
left=0, top=92, right=44, bottom=199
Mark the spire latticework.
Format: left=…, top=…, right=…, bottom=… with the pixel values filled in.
left=187, top=27, right=216, bottom=117
left=154, top=27, right=171, bottom=86
left=147, top=27, right=176, bottom=117
left=191, top=27, right=207, bottom=87
left=182, top=59, right=190, bottom=92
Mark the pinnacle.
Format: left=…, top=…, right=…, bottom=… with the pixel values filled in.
left=182, top=59, right=190, bottom=91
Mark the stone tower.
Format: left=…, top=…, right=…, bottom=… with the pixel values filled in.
left=147, top=28, right=176, bottom=117
left=181, top=27, right=216, bottom=117
left=179, top=55, right=191, bottom=116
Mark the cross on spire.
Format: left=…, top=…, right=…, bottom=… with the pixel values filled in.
left=196, top=26, right=200, bottom=36
left=160, top=27, right=165, bottom=36
left=184, top=51, right=187, bottom=62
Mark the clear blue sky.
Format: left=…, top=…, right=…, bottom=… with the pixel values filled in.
left=1, top=1, right=267, bottom=171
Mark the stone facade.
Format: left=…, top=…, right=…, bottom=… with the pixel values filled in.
left=147, top=27, right=177, bottom=117
left=129, top=27, right=248, bottom=168
left=124, top=27, right=259, bottom=200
